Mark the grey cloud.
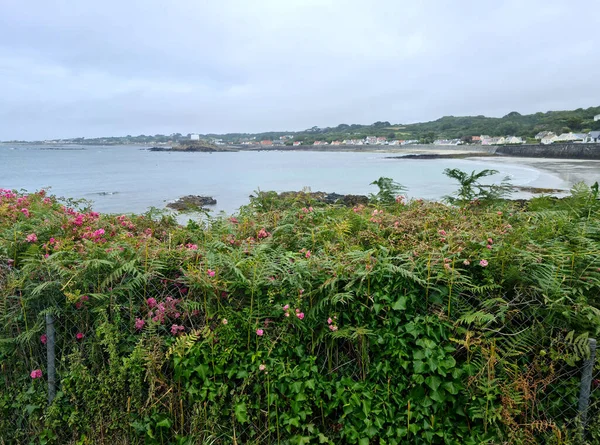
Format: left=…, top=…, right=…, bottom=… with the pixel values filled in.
left=0, top=0, right=598, bottom=140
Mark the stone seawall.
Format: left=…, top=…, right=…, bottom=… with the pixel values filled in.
left=494, top=143, right=600, bottom=160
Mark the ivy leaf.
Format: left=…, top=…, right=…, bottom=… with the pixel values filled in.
left=318, top=433, right=329, bottom=443
left=425, top=376, right=441, bottom=391
left=156, top=418, right=172, bottom=428
left=392, top=296, right=407, bottom=311
left=234, top=402, right=248, bottom=424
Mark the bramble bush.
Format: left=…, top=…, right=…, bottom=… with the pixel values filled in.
left=1, top=177, right=600, bottom=444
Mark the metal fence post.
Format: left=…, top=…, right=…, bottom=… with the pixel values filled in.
left=45, top=313, right=56, bottom=404
left=578, top=337, right=597, bottom=435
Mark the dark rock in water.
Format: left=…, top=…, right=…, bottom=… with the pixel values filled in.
left=278, top=191, right=369, bottom=206
left=167, top=195, right=217, bottom=211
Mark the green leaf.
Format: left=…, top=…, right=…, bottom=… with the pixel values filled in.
left=318, top=433, right=329, bottom=443
left=392, top=296, right=407, bottom=311
left=425, top=376, right=441, bottom=391
left=156, top=418, right=172, bottom=428
left=234, top=402, right=248, bottom=424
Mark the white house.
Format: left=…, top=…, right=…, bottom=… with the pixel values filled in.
left=190, top=134, right=200, bottom=141
left=541, top=134, right=558, bottom=145
left=535, top=131, right=553, bottom=140
left=589, top=131, right=600, bottom=143
left=556, top=132, right=579, bottom=142
left=594, top=114, right=600, bottom=121
left=573, top=133, right=590, bottom=143
left=504, top=136, right=524, bottom=144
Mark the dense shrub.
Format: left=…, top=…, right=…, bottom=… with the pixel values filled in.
left=1, top=184, right=600, bottom=444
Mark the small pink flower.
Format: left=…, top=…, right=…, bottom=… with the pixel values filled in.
left=30, top=369, right=43, bottom=379
left=479, top=259, right=489, bottom=267
left=80, top=295, right=89, bottom=302
left=40, top=334, right=47, bottom=344
left=283, top=304, right=290, bottom=311
left=147, top=297, right=157, bottom=308
left=497, top=211, right=503, bottom=216
left=21, top=208, right=30, bottom=218
left=229, top=217, right=239, bottom=224
left=487, top=238, right=493, bottom=244
left=438, top=230, right=447, bottom=236
left=256, top=329, right=264, bottom=336
left=49, top=237, right=55, bottom=244
left=135, top=318, right=145, bottom=330
left=327, top=318, right=333, bottom=325
left=463, top=259, right=471, bottom=266
left=305, top=250, right=311, bottom=259
left=207, top=269, right=216, bottom=277
left=308, top=206, right=313, bottom=212
left=26, top=233, right=38, bottom=243
left=257, top=228, right=270, bottom=239
left=76, top=332, right=84, bottom=340
left=284, top=312, right=290, bottom=317
left=259, top=364, right=266, bottom=371
left=297, top=312, right=305, bottom=320
left=186, top=243, right=198, bottom=250
left=222, top=318, right=228, bottom=325
left=295, top=308, right=300, bottom=313
left=329, top=325, right=338, bottom=331
left=486, top=244, right=492, bottom=249
left=170, top=324, right=185, bottom=335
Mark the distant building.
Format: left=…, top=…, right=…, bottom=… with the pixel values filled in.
left=504, top=136, right=524, bottom=144
left=376, top=137, right=387, bottom=144
left=293, top=141, right=302, bottom=146
left=313, top=141, right=329, bottom=145
left=541, top=134, right=558, bottom=145
left=260, top=140, right=273, bottom=146
left=331, top=141, right=342, bottom=145
left=573, top=133, right=590, bottom=143
left=366, top=136, right=377, bottom=145
left=556, top=132, right=579, bottom=142
left=190, top=134, right=200, bottom=141
left=594, top=114, right=600, bottom=121
left=589, top=131, right=600, bottom=143
left=535, top=131, right=553, bottom=140
left=272, top=140, right=285, bottom=146
left=471, top=136, right=481, bottom=143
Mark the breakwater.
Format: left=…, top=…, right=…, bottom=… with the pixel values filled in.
left=494, top=143, right=600, bottom=160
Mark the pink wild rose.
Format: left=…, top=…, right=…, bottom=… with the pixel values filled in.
left=207, top=269, right=216, bottom=277
left=135, top=318, right=145, bottom=330
left=147, top=297, right=157, bottom=308
left=297, top=312, right=305, bottom=320
left=30, top=369, right=43, bottom=379
left=76, top=332, right=84, bottom=340
left=40, top=334, right=47, bottom=344
left=170, top=324, right=185, bottom=335
left=256, top=328, right=264, bottom=336
left=479, top=259, right=489, bottom=267
left=26, top=233, right=38, bottom=243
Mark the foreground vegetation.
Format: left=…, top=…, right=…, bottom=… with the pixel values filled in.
left=1, top=178, right=600, bottom=444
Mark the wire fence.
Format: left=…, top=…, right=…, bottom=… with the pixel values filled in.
left=1, top=270, right=600, bottom=444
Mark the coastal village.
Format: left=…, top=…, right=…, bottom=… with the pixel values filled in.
left=207, top=128, right=600, bottom=148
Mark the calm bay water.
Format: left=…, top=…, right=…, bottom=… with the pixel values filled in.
left=0, top=144, right=582, bottom=215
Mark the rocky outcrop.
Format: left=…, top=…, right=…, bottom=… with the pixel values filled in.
left=494, top=143, right=600, bottom=159
left=167, top=195, right=217, bottom=211
left=279, top=191, right=369, bottom=206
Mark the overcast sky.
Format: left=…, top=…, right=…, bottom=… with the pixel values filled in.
left=1, top=0, right=598, bottom=140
